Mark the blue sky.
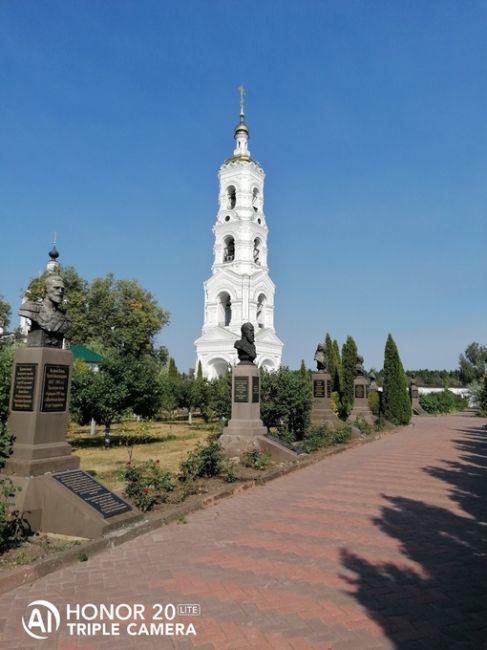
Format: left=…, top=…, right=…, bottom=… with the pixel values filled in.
left=1, top=0, right=486, bottom=372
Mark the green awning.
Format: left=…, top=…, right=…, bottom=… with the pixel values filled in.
left=70, top=344, right=104, bottom=363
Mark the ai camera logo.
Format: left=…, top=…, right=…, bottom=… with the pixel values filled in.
left=22, top=600, right=61, bottom=640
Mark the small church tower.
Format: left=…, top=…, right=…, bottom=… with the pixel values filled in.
left=195, top=89, right=283, bottom=379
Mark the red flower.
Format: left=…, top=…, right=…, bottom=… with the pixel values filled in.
left=143, top=487, right=150, bottom=494
left=155, top=459, right=160, bottom=464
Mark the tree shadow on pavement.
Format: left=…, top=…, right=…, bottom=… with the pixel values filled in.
left=341, top=420, right=487, bottom=649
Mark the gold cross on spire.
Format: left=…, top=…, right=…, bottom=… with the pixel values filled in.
left=238, top=85, right=245, bottom=118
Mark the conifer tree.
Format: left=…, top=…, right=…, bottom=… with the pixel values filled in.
left=168, top=357, right=179, bottom=380
left=382, top=334, right=412, bottom=425
left=299, top=359, right=307, bottom=377
left=342, top=336, right=358, bottom=410
left=196, top=360, right=203, bottom=381
left=332, top=339, right=343, bottom=393
left=324, top=333, right=335, bottom=378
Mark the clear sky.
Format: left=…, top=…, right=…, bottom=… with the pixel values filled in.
left=1, top=0, right=486, bottom=372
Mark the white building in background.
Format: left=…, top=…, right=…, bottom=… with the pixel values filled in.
left=194, top=92, right=283, bottom=379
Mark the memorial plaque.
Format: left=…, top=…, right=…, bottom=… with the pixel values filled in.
left=412, top=389, right=419, bottom=399
left=355, top=384, right=365, bottom=399
left=252, top=376, right=260, bottom=403
left=41, top=364, right=70, bottom=412
left=234, top=376, right=249, bottom=403
left=313, top=379, right=325, bottom=398
left=12, top=363, right=37, bottom=411
left=327, top=380, right=332, bottom=398
left=53, top=470, right=132, bottom=518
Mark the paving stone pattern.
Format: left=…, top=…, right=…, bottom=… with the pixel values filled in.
left=0, top=413, right=486, bottom=649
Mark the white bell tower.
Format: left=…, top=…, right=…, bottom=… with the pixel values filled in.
left=194, top=89, right=284, bottom=379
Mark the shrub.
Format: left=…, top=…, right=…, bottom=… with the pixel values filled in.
left=242, top=449, right=271, bottom=470
left=330, top=391, right=340, bottom=415
left=332, top=425, right=352, bottom=444
left=419, top=390, right=468, bottom=415
left=123, top=459, right=174, bottom=511
left=220, top=458, right=237, bottom=483
left=479, top=376, right=487, bottom=416
left=301, top=425, right=333, bottom=453
left=354, top=415, right=372, bottom=434
left=0, top=478, right=28, bottom=553
left=273, top=428, right=296, bottom=445
left=368, top=390, right=380, bottom=416
left=179, top=438, right=222, bottom=481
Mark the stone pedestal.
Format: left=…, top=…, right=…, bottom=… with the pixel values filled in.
left=410, top=380, right=427, bottom=415
left=3, top=347, right=80, bottom=476
left=220, top=365, right=302, bottom=462
left=348, top=376, right=375, bottom=425
left=219, top=365, right=267, bottom=457
left=310, top=372, right=341, bottom=427
left=2, top=347, right=140, bottom=538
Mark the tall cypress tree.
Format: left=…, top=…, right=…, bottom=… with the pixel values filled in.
left=382, top=334, right=412, bottom=425
left=168, top=357, right=179, bottom=380
left=332, top=339, right=343, bottom=393
left=196, top=360, right=203, bottom=380
left=324, top=333, right=335, bottom=379
left=342, top=336, right=358, bottom=409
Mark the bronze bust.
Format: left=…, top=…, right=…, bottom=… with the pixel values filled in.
left=234, top=322, right=256, bottom=365
left=314, top=343, right=328, bottom=372
left=20, top=275, right=71, bottom=348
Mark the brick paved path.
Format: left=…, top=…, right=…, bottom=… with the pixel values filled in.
left=0, top=413, right=486, bottom=649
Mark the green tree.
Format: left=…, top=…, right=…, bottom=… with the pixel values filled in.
left=332, top=338, right=343, bottom=393
left=168, top=357, right=179, bottom=380
left=196, top=361, right=203, bottom=380
left=86, top=274, right=169, bottom=356
left=341, top=336, right=358, bottom=412
left=260, top=367, right=312, bottom=439
left=478, top=375, right=487, bottom=416
left=0, top=297, right=11, bottom=332
left=382, top=334, right=412, bottom=425
left=71, top=354, right=163, bottom=436
left=0, top=341, right=15, bottom=467
left=207, top=372, right=232, bottom=422
left=159, top=370, right=180, bottom=426
left=458, top=343, right=487, bottom=385
left=25, top=269, right=169, bottom=356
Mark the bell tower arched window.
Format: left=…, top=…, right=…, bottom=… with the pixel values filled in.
left=226, top=186, right=236, bottom=210
left=218, top=292, right=232, bottom=326
left=257, top=293, right=266, bottom=328
left=252, top=187, right=259, bottom=212
left=253, top=238, right=261, bottom=265
left=223, top=236, right=235, bottom=262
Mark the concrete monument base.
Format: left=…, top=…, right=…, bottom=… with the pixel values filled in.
left=220, top=364, right=301, bottom=462
left=348, top=377, right=375, bottom=426
left=220, top=365, right=267, bottom=456
left=2, top=346, right=140, bottom=538
left=3, top=347, right=80, bottom=476
left=8, top=471, right=141, bottom=539
left=310, top=372, right=342, bottom=427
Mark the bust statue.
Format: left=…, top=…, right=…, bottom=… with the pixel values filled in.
left=19, top=275, right=71, bottom=348
left=313, top=343, right=328, bottom=372
left=355, top=354, right=367, bottom=378
left=234, top=322, right=256, bottom=365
